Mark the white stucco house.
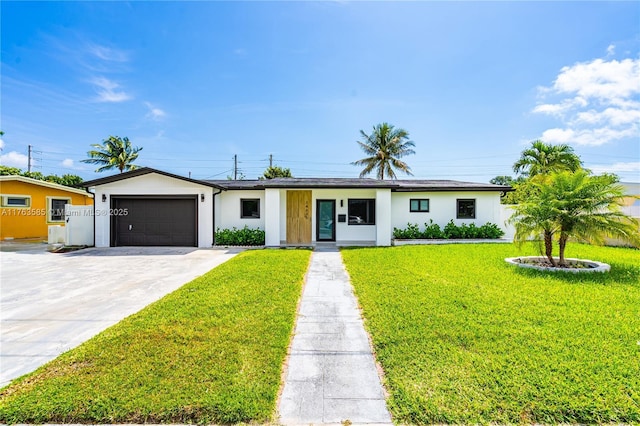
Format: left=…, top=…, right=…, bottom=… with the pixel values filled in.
left=82, top=168, right=512, bottom=248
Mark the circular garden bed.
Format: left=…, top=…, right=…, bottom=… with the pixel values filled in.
left=505, top=256, right=610, bottom=273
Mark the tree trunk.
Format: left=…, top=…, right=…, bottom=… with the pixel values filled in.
left=558, top=233, right=568, bottom=266
left=544, top=230, right=556, bottom=266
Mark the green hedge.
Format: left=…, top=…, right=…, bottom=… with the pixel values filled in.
left=215, top=226, right=265, bottom=246
left=393, top=219, right=504, bottom=239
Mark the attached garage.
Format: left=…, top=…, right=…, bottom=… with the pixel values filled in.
left=111, top=196, right=197, bottom=247
left=83, top=168, right=224, bottom=248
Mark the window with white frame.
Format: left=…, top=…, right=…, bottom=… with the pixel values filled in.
left=1, top=195, right=31, bottom=207
left=48, top=197, right=70, bottom=222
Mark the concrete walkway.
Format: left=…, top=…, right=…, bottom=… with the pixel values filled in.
left=279, top=248, right=391, bottom=424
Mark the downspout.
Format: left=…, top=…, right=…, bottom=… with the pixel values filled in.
left=212, top=188, right=224, bottom=246
left=86, top=187, right=96, bottom=247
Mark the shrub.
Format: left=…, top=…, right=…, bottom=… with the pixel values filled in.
left=215, top=226, right=265, bottom=246
left=478, top=222, right=504, bottom=239
left=395, top=220, right=504, bottom=240
left=393, top=222, right=421, bottom=239
left=423, top=220, right=444, bottom=239
left=443, top=220, right=462, bottom=239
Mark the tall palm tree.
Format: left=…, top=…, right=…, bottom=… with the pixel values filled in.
left=351, top=123, right=415, bottom=180
left=513, top=140, right=582, bottom=177
left=82, top=136, right=142, bottom=173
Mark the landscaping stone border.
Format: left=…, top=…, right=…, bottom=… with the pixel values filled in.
left=505, top=256, right=610, bottom=273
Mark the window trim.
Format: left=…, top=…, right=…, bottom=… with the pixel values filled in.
left=347, top=198, right=376, bottom=225
left=240, top=198, right=261, bottom=219
left=409, top=198, right=430, bottom=213
left=456, top=198, right=476, bottom=219
left=1, top=194, right=31, bottom=208
left=47, top=196, right=71, bottom=223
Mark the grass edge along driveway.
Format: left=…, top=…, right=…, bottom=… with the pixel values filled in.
left=342, top=243, right=640, bottom=424
left=0, top=249, right=311, bottom=424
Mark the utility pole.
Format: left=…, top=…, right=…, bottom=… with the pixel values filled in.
left=28, top=145, right=32, bottom=172
left=234, top=154, right=238, bottom=180
left=269, top=154, right=273, bottom=167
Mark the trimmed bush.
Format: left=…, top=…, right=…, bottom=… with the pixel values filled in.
left=393, top=219, right=504, bottom=240
left=215, top=226, right=265, bottom=246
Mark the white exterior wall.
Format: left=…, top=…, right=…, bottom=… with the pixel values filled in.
left=376, top=189, right=392, bottom=246
left=500, top=204, right=516, bottom=240
left=311, top=188, right=378, bottom=244
left=274, top=188, right=378, bottom=244
left=216, top=190, right=265, bottom=231
left=265, top=188, right=281, bottom=247
left=391, top=191, right=503, bottom=233
left=89, top=173, right=215, bottom=248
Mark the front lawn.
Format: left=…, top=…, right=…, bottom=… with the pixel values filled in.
left=0, top=249, right=310, bottom=424
left=342, top=243, right=640, bottom=424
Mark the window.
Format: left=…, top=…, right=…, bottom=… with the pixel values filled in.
left=241, top=199, right=260, bottom=218
left=457, top=199, right=476, bottom=219
left=1, top=195, right=30, bottom=207
left=48, top=198, right=70, bottom=222
left=410, top=199, right=429, bottom=212
left=348, top=199, right=375, bottom=225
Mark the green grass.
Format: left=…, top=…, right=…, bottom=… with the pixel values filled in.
left=341, top=243, right=640, bottom=424
left=0, top=249, right=310, bottom=424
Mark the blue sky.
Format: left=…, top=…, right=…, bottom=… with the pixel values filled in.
left=1, top=1, right=639, bottom=182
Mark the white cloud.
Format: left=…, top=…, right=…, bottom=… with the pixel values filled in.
left=573, top=107, right=640, bottom=126
left=606, top=44, right=615, bottom=56
left=61, top=158, right=74, bottom=168
left=541, top=128, right=575, bottom=144
left=86, top=43, right=130, bottom=63
left=552, top=58, right=639, bottom=101
left=533, top=56, right=640, bottom=146
left=589, top=161, right=640, bottom=175
left=542, top=126, right=637, bottom=147
left=533, top=97, right=587, bottom=116
left=0, top=138, right=4, bottom=150
left=0, top=151, right=29, bottom=168
left=144, top=102, right=166, bottom=121
left=92, top=77, right=131, bottom=102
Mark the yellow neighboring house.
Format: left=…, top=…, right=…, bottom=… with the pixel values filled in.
left=0, top=175, right=94, bottom=240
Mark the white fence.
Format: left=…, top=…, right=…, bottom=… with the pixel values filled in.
left=65, top=205, right=94, bottom=246
left=499, top=204, right=516, bottom=241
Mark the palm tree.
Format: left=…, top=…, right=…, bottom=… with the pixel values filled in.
left=513, top=140, right=582, bottom=177
left=351, top=123, right=415, bottom=179
left=82, top=136, right=142, bottom=173
left=509, top=171, right=639, bottom=266
left=509, top=179, right=560, bottom=265
left=547, top=171, right=639, bottom=265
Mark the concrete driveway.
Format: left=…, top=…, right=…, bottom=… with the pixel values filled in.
left=0, top=246, right=242, bottom=387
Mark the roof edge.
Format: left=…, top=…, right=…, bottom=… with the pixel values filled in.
left=81, top=167, right=226, bottom=190
left=0, top=175, right=94, bottom=197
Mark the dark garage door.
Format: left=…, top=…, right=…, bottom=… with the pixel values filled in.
left=111, top=197, right=197, bottom=247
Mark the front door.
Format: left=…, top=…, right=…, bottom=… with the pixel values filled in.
left=286, top=190, right=312, bottom=244
left=316, top=200, right=336, bottom=241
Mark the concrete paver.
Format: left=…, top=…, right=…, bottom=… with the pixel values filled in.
left=0, top=246, right=241, bottom=387
left=279, top=248, right=391, bottom=424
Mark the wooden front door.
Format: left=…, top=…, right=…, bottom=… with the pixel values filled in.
left=286, top=190, right=312, bottom=244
